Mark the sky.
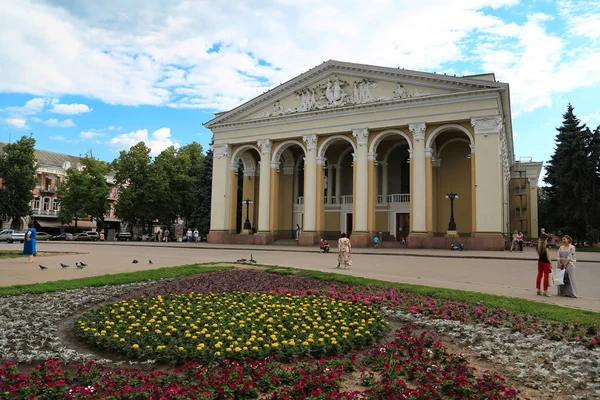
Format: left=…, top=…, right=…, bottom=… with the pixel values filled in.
left=1, top=0, right=599, bottom=182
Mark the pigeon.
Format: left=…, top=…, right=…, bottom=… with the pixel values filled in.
left=132, top=259, right=139, bottom=264
left=248, top=254, right=257, bottom=264
left=149, top=260, right=153, bottom=264
left=80, top=262, right=88, bottom=267
left=75, top=262, right=83, bottom=269
left=39, top=265, right=48, bottom=270
left=61, top=263, right=70, bottom=269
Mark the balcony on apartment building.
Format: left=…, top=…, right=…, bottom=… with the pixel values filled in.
left=32, top=208, right=59, bottom=217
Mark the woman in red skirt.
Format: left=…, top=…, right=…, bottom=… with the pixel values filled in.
left=536, top=233, right=552, bottom=296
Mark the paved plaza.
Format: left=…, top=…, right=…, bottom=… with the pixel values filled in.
left=1, top=241, right=599, bottom=312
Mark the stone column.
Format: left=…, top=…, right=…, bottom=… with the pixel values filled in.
left=257, top=139, right=272, bottom=234
left=352, top=128, right=370, bottom=244
left=471, top=116, right=504, bottom=247
left=529, top=177, right=539, bottom=239
left=368, top=152, right=377, bottom=232
left=335, top=165, right=342, bottom=205
left=326, top=164, right=333, bottom=205
left=292, top=164, right=299, bottom=205
left=381, top=162, right=389, bottom=203
left=409, top=123, right=427, bottom=235
left=301, top=134, right=318, bottom=244
left=208, top=143, right=231, bottom=242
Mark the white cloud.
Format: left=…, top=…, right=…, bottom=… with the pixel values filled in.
left=50, top=134, right=77, bottom=143
left=108, top=127, right=179, bottom=155
left=0, top=0, right=598, bottom=118
left=582, top=110, right=600, bottom=125
left=80, top=125, right=117, bottom=140
left=44, top=118, right=75, bottom=127
left=3, top=117, right=28, bottom=128
left=50, top=102, right=92, bottom=115
left=5, top=97, right=50, bottom=115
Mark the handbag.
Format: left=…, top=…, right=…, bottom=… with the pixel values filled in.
left=552, top=268, right=565, bottom=286
left=548, top=269, right=554, bottom=287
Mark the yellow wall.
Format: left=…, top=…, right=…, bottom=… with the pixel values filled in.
left=375, top=210, right=388, bottom=232
left=325, top=212, right=340, bottom=233
left=434, top=141, right=473, bottom=234
left=279, top=173, right=294, bottom=233
left=510, top=179, right=530, bottom=236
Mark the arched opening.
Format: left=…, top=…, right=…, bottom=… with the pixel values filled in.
left=431, top=131, right=473, bottom=236
left=319, top=136, right=356, bottom=238
left=231, top=147, right=261, bottom=234
left=371, top=133, right=411, bottom=241
left=271, top=141, right=306, bottom=239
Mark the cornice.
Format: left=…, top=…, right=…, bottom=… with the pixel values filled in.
left=204, top=60, right=507, bottom=128
left=209, top=89, right=503, bottom=132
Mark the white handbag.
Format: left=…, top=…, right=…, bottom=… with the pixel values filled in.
left=552, top=268, right=566, bottom=286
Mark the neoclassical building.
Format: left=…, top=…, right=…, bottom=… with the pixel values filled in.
left=205, top=60, right=541, bottom=250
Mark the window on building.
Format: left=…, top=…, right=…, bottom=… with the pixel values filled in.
left=52, top=198, right=59, bottom=211
left=43, top=197, right=50, bottom=211
left=33, top=197, right=40, bottom=210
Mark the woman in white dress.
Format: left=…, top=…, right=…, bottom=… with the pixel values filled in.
left=557, top=235, right=578, bottom=298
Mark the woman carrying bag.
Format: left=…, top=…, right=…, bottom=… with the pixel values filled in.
left=557, top=235, right=578, bottom=298
left=536, top=233, right=552, bottom=296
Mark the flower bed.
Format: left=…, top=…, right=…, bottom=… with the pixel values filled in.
left=1, top=325, right=521, bottom=399
left=76, top=292, right=389, bottom=363
left=1, top=269, right=599, bottom=398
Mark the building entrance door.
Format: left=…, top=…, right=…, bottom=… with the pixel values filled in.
left=395, top=213, right=409, bottom=241
left=345, top=213, right=353, bottom=236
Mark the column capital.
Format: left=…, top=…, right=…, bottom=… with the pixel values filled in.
left=317, top=156, right=326, bottom=165
left=424, top=147, right=433, bottom=158
left=528, top=177, right=538, bottom=188
left=408, top=149, right=414, bottom=158
left=302, top=134, right=318, bottom=151
left=432, top=157, right=441, bottom=167
left=257, top=139, right=272, bottom=155
left=270, top=161, right=280, bottom=170
left=367, top=151, right=377, bottom=161
left=470, top=144, right=476, bottom=153
left=352, top=128, right=369, bottom=146
left=211, top=143, right=231, bottom=159
left=471, top=116, right=503, bottom=135
left=409, top=123, right=426, bottom=141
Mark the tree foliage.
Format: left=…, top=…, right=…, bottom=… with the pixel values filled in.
left=192, top=138, right=213, bottom=235
left=543, top=104, right=600, bottom=242
left=0, top=136, right=37, bottom=228
left=57, top=154, right=111, bottom=231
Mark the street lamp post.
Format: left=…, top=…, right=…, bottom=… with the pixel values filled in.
left=242, top=198, right=253, bottom=231
left=445, top=192, right=459, bottom=234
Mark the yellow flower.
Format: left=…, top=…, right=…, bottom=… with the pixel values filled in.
left=132, top=344, right=139, bottom=349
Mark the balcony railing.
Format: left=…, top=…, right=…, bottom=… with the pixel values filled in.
left=41, top=185, right=56, bottom=193
left=297, top=193, right=410, bottom=207
left=340, top=195, right=353, bottom=204
left=376, top=193, right=410, bottom=204
left=32, top=209, right=58, bottom=216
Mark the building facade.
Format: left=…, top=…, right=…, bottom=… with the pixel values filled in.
left=0, top=145, right=121, bottom=237
left=205, top=60, right=542, bottom=250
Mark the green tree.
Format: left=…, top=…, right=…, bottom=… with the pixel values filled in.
left=192, top=138, right=213, bottom=235
left=112, top=142, right=153, bottom=234
left=57, top=167, right=89, bottom=231
left=80, top=155, right=111, bottom=232
left=0, top=136, right=37, bottom=229
left=544, top=104, right=594, bottom=241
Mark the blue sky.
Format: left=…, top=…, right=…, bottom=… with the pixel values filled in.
left=1, top=0, right=599, bottom=182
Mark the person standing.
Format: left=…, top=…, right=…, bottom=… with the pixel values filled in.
left=157, top=227, right=162, bottom=242
left=509, top=230, right=519, bottom=252
left=164, top=229, right=170, bottom=243
left=186, top=228, right=193, bottom=243
left=557, top=235, right=578, bottom=298
left=193, top=228, right=199, bottom=243
left=535, top=233, right=552, bottom=296
left=295, top=224, right=301, bottom=240
left=518, top=232, right=524, bottom=253
left=23, top=222, right=37, bottom=264
left=336, top=232, right=352, bottom=269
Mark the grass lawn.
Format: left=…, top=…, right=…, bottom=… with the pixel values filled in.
left=0, top=250, right=24, bottom=259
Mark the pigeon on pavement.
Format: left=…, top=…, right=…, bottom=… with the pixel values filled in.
left=75, top=262, right=83, bottom=269
left=149, top=260, right=153, bottom=264
left=39, top=265, right=48, bottom=270
left=132, top=260, right=139, bottom=264
left=61, top=263, right=69, bottom=269
left=80, top=262, right=88, bottom=267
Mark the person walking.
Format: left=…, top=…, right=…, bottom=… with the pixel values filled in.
left=557, top=235, right=578, bottom=298
left=336, top=232, right=352, bottom=269
left=373, top=235, right=380, bottom=248
left=23, top=222, right=37, bottom=264
left=295, top=224, right=301, bottom=240
left=535, top=233, right=552, bottom=296
left=509, top=230, right=519, bottom=252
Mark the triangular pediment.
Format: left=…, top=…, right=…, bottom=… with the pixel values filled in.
left=204, top=60, right=506, bottom=128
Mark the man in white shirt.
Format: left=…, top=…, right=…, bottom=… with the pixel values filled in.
left=193, top=229, right=199, bottom=243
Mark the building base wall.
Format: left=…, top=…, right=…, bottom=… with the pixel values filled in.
left=348, top=231, right=371, bottom=247
left=408, top=235, right=505, bottom=251
left=299, top=231, right=320, bottom=246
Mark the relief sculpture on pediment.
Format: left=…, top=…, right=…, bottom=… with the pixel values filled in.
left=254, top=75, right=429, bottom=119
